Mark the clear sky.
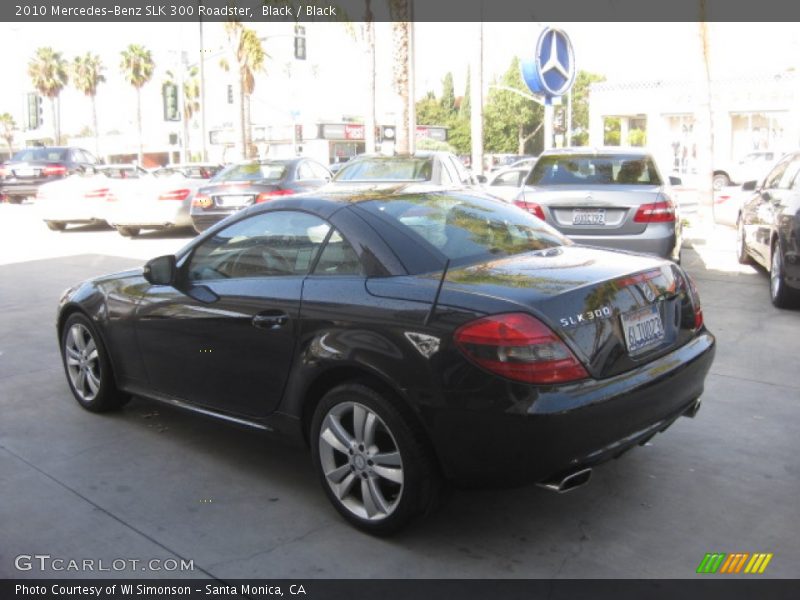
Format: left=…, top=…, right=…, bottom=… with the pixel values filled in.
left=1, top=21, right=798, bottom=137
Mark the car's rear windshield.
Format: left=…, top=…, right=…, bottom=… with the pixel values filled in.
left=156, top=165, right=224, bottom=179
left=334, top=158, right=433, bottom=182
left=527, top=154, right=662, bottom=186
left=212, top=163, right=287, bottom=182
left=11, top=148, right=69, bottom=162
left=358, top=193, right=568, bottom=268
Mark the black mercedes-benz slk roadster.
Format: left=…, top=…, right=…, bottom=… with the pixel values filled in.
left=57, top=187, right=715, bottom=534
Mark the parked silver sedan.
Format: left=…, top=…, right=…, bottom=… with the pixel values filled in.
left=107, top=163, right=224, bottom=237
left=515, top=148, right=682, bottom=262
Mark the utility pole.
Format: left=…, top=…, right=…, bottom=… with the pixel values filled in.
left=407, top=10, right=416, bottom=154
left=198, top=13, right=208, bottom=161
left=470, top=20, right=484, bottom=175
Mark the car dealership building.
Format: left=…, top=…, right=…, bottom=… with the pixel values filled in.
left=588, top=71, right=800, bottom=174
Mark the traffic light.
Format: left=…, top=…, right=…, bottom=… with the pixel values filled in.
left=27, top=93, right=42, bottom=129
left=226, top=84, right=233, bottom=104
left=294, top=124, right=303, bottom=142
left=162, top=83, right=180, bottom=122
left=294, top=25, right=306, bottom=60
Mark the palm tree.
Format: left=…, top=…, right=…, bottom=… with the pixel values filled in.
left=224, top=22, right=266, bottom=159
left=119, top=44, right=155, bottom=165
left=0, top=113, right=16, bottom=156
left=71, top=53, right=105, bottom=157
left=27, top=47, right=69, bottom=144
left=389, top=0, right=412, bottom=154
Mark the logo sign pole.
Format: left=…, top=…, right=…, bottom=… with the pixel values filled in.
left=521, top=27, right=577, bottom=150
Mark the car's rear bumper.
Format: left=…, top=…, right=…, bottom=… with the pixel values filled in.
left=190, top=212, right=230, bottom=232
left=1, top=183, right=41, bottom=198
left=109, top=203, right=191, bottom=229
left=425, top=330, right=715, bottom=486
left=567, top=223, right=680, bottom=260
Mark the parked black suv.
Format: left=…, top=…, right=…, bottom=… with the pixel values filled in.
left=0, top=146, right=100, bottom=204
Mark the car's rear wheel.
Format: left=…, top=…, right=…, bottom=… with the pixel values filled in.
left=311, top=383, right=443, bottom=535
left=117, top=226, right=140, bottom=237
left=7, top=196, right=23, bottom=204
left=736, top=217, right=753, bottom=265
left=770, top=243, right=798, bottom=309
left=712, top=172, right=730, bottom=190
left=45, top=220, right=66, bottom=231
left=61, top=313, right=130, bottom=412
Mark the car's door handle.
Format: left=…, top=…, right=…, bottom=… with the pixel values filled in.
left=252, top=311, right=289, bottom=330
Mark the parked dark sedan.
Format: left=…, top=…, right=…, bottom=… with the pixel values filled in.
left=1, top=146, right=100, bottom=203
left=57, top=188, right=714, bottom=534
left=737, top=151, right=800, bottom=308
left=189, top=158, right=331, bottom=232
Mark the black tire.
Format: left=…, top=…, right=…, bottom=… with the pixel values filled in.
left=310, top=382, right=444, bottom=535
left=712, top=172, right=730, bottom=191
left=769, top=242, right=799, bottom=309
left=45, top=220, right=66, bottom=231
left=60, top=313, right=130, bottom=413
left=7, top=196, right=23, bottom=204
left=117, top=226, right=140, bottom=237
left=736, top=217, right=753, bottom=265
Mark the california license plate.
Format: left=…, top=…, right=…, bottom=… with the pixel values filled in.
left=621, top=304, right=665, bottom=354
left=217, top=195, right=253, bottom=208
left=572, top=208, right=606, bottom=226
left=14, top=168, right=36, bottom=178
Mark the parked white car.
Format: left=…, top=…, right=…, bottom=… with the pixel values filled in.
left=37, top=164, right=148, bottom=231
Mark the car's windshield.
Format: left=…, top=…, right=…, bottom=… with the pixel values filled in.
left=212, top=162, right=287, bottom=183
left=527, top=154, right=662, bottom=186
left=11, top=148, right=69, bottom=162
left=334, top=157, right=433, bottom=182
left=358, top=193, right=568, bottom=268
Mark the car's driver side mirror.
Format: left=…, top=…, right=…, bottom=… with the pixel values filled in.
left=143, top=255, right=177, bottom=286
left=741, top=180, right=758, bottom=192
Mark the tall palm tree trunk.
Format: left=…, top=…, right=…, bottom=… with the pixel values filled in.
left=136, top=88, right=143, bottom=164
left=50, top=98, right=58, bottom=144
left=364, top=1, right=376, bottom=154
left=91, top=96, right=100, bottom=157
left=392, top=21, right=410, bottom=154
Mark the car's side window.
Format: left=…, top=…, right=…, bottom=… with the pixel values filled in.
left=187, top=211, right=331, bottom=281
left=450, top=155, right=472, bottom=184
left=296, top=162, right=315, bottom=181
left=313, top=229, right=362, bottom=276
left=764, top=160, right=790, bottom=190
left=438, top=159, right=456, bottom=184
left=777, top=157, right=800, bottom=190
left=309, top=161, right=331, bottom=180
left=493, top=171, right=521, bottom=186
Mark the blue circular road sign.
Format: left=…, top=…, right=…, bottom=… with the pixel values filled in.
left=521, top=27, right=577, bottom=99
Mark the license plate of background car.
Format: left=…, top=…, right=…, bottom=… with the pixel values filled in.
left=217, top=195, right=253, bottom=208
left=621, top=304, right=665, bottom=355
left=572, top=208, right=606, bottom=226
left=14, top=168, right=37, bottom=178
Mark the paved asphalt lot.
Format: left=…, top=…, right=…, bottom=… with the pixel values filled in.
left=0, top=202, right=798, bottom=579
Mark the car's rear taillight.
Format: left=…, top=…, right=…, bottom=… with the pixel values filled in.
left=256, top=189, right=295, bottom=203
left=634, top=200, right=675, bottom=223
left=159, top=189, right=191, bottom=201
left=0, top=167, right=8, bottom=177
left=84, top=188, right=110, bottom=199
left=686, top=274, right=704, bottom=330
left=454, top=313, right=588, bottom=384
left=192, top=193, right=212, bottom=208
left=513, top=195, right=545, bottom=220
left=43, top=164, right=68, bottom=176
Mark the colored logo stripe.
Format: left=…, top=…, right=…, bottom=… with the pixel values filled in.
left=696, top=553, right=773, bottom=574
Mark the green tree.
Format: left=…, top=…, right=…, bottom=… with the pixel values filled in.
left=71, top=53, right=105, bottom=156
left=604, top=117, right=621, bottom=146
left=27, top=47, right=69, bottom=144
left=224, top=22, right=266, bottom=159
left=0, top=113, right=16, bottom=155
left=440, top=72, right=455, bottom=114
left=484, top=57, right=543, bottom=154
left=119, top=44, right=155, bottom=164
left=569, top=70, right=605, bottom=146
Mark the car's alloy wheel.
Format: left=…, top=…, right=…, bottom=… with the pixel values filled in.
left=117, top=226, right=140, bottom=237
left=318, top=401, right=404, bottom=521
left=61, top=313, right=129, bottom=412
left=769, top=245, right=797, bottom=308
left=712, top=173, right=730, bottom=190
left=311, top=383, right=443, bottom=535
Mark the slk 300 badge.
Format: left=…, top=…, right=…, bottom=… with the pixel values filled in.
left=560, top=306, right=613, bottom=328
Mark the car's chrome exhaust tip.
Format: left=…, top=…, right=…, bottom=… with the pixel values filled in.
left=537, top=467, right=593, bottom=493
left=683, top=399, right=702, bottom=419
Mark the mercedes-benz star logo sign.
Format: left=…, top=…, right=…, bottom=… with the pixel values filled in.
left=536, top=28, right=576, bottom=97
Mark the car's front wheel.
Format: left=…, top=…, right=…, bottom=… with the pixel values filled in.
left=770, top=243, right=798, bottom=309
left=713, top=172, right=730, bottom=190
left=311, top=382, right=443, bottom=535
left=736, top=217, right=752, bottom=265
left=61, top=313, right=130, bottom=412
